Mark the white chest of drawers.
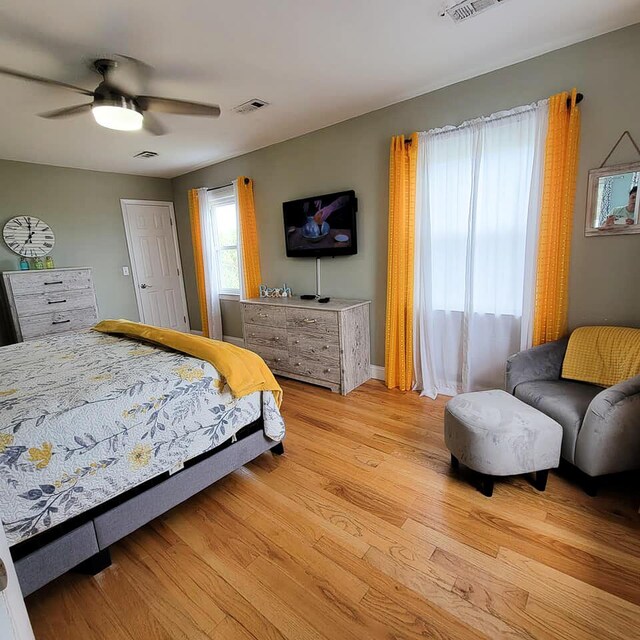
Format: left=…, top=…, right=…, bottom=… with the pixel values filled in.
left=2, top=268, right=98, bottom=341
left=241, top=297, right=371, bottom=395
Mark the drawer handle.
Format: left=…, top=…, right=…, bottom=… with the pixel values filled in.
left=48, top=299, right=67, bottom=305
left=323, top=345, right=329, bottom=350
left=273, top=336, right=280, bottom=341
left=44, top=281, right=63, bottom=286
left=294, top=339, right=300, bottom=345
left=303, top=318, right=317, bottom=324
left=258, top=312, right=269, bottom=318
left=275, top=358, right=282, bottom=363
left=295, top=362, right=301, bottom=367
left=324, top=368, right=332, bottom=373
left=251, top=333, right=256, bottom=337
left=52, top=319, right=71, bottom=325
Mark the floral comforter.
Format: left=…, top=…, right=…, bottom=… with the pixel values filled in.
left=0, top=330, right=285, bottom=546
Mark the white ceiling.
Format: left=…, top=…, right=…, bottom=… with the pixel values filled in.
left=1, top=0, right=639, bottom=179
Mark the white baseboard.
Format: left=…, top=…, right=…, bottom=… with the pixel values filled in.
left=370, top=365, right=385, bottom=381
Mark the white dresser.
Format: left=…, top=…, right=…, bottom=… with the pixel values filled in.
left=2, top=268, right=98, bottom=341
left=241, top=297, right=371, bottom=395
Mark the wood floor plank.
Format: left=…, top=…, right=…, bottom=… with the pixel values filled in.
left=468, top=508, right=640, bottom=605
left=314, top=535, right=490, bottom=640
left=213, top=616, right=259, bottom=640
left=92, top=559, right=176, bottom=640
left=26, top=575, right=126, bottom=640
left=116, top=539, right=226, bottom=637
left=241, top=509, right=370, bottom=604
left=405, top=517, right=640, bottom=640
left=24, top=379, right=640, bottom=640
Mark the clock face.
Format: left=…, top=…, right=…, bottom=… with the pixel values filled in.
left=3, top=216, right=55, bottom=257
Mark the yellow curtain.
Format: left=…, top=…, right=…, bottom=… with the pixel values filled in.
left=188, top=188, right=210, bottom=337
left=236, top=177, right=262, bottom=298
left=533, top=89, right=581, bottom=345
left=385, top=133, right=418, bottom=391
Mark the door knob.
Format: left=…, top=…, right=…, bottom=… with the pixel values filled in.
left=140, top=283, right=152, bottom=289
left=0, top=558, right=7, bottom=592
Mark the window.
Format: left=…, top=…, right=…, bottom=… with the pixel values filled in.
left=413, top=102, right=548, bottom=396
left=421, top=109, right=542, bottom=315
left=207, top=186, right=240, bottom=294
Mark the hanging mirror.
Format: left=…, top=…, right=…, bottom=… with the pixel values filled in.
left=585, top=161, right=640, bottom=236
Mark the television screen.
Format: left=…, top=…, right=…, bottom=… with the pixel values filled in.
left=283, top=190, right=358, bottom=257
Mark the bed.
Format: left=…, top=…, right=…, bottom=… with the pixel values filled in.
left=0, top=329, right=285, bottom=596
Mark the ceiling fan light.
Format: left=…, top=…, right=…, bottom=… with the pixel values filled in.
left=92, top=103, right=143, bottom=131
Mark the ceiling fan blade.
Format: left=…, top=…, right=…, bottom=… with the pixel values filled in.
left=114, top=54, right=153, bottom=92
left=143, top=112, right=167, bottom=136
left=98, top=55, right=154, bottom=96
left=0, top=67, right=94, bottom=96
left=137, top=95, right=220, bottom=117
left=39, top=103, right=93, bottom=119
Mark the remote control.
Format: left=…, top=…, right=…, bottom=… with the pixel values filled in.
left=318, top=297, right=330, bottom=303
left=300, top=294, right=316, bottom=300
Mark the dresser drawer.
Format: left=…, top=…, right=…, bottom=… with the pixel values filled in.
left=286, top=308, right=339, bottom=335
left=14, top=288, right=96, bottom=316
left=287, top=356, right=340, bottom=383
left=242, top=304, right=286, bottom=328
left=288, top=329, right=340, bottom=362
left=8, top=269, right=92, bottom=296
left=244, top=323, right=287, bottom=349
left=20, top=307, right=98, bottom=340
left=245, top=345, right=288, bottom=370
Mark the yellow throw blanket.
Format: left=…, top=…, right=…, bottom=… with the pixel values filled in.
left=562, top=326, right=640, bottom=388
left=93, top=320, right=282, bottom=407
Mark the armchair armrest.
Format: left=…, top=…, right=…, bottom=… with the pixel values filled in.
left=505, top=338, right=569, bottom=394
left=575, top=374, right=640, bottom=477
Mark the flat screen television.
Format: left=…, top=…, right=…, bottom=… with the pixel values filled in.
left=283, top=190, right=358, bottom=257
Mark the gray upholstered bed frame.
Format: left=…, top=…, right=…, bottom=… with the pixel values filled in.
left=10, top=419, right=283, bottom=596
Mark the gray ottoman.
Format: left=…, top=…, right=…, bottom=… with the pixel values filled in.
left=444, top=389, right=562, bottom=497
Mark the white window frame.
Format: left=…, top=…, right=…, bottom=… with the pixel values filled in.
left=207, top=187, right=241, bottom=297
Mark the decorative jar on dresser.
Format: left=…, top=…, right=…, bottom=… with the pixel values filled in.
left=241, top=297, right=371, bottom=395
left=2, top=267, right=98, bottom=342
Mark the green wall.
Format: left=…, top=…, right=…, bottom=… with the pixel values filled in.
left=172, top=24, right=640, bottom=367
left=0, top=160, right=172, bottom=344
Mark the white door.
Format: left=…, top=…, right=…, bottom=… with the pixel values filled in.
left=0, top=525, right=35, bottom=640
left=121, top=200, right=190, bottom=332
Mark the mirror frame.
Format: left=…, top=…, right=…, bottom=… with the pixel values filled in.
left=585, top=161, right=640, bottom=236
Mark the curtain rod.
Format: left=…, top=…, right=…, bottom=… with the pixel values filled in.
left=206, top=183, right=232, bottom=192
left=404, top=92, right=584, bottom=143
left=206, top=178, right=250, bottom=191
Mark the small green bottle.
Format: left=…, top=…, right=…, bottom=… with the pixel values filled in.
left=45, top=255, right=55, bottom=269
left=34, top=256, right=44, bottom=270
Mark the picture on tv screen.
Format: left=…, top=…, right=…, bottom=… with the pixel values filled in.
left=283, top=190, right=357, bottom=257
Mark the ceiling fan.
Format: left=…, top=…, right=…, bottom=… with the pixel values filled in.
left=0, top=57, right=221, bottom=135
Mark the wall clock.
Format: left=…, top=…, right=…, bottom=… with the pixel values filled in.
left=3, top=216, right=55, bottom=257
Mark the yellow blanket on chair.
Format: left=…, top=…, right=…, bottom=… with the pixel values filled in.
left=93, top=319, right=282, bottom=407
left=562, top=326, right=640, bottom=387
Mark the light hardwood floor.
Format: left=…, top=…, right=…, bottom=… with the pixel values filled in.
left=26, top=379, right=640, bottom=639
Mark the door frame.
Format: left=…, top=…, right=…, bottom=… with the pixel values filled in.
left=0, top=523, right=35, bottom=639
left=120, top=199, right=191, bottom=330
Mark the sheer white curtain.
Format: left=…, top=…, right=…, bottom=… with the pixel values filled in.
left=413, top=103, right=548, bottom=398
left=198, top=187, right=223, bottom=340
left=232, top=179, right=247, bottom=300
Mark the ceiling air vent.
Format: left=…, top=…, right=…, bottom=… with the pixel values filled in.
left=134, top=150, right=158, bottom=158
left=233, top=99, right=269, bottom=115
left=441, top=0, right=507, bottom=23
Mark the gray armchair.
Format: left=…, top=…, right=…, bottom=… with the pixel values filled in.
left=506, top=338, right=640, bottom=492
